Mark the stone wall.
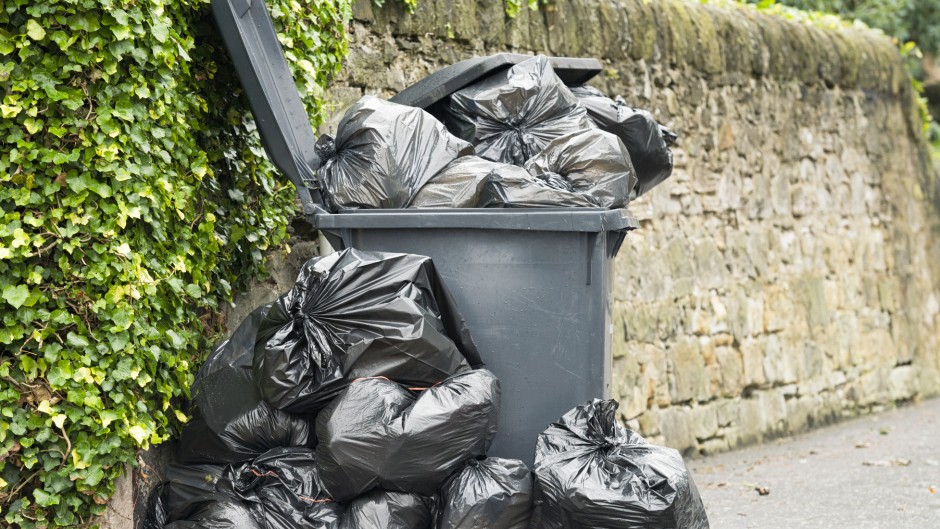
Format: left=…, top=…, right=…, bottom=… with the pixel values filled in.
left=311, top=0, right=940, bottom=455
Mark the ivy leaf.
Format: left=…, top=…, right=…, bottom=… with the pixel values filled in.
left=127, top=425, right=148, bottom=445
left=24, top=118, right=43, bottom=134
left=0, top=28, right=14, bottom=55
left=2, top=284, right=30, bottom=309
left=26, top=20, right=46, bottom=41
left=151, top=21, right=170, bottom=43
left=165, top=330, right=184, bottom=349
left=34, top=488, right=59, bottom=507
left=83, top=466, right=104, bottom=487
left=66, top=332, right=90, bottom=348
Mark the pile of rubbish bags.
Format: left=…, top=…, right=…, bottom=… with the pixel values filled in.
left=146, top=53, right=704, bottom=527
left=147, top=248, right=708, bottom=528
left=317, top=55, right=676, bottom=212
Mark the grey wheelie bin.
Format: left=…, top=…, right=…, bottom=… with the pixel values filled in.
left=212, top=0, right=637, bottom=465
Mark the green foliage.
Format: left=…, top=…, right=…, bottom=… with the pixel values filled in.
left=751, top=0, right=940, bottom=55
left=372, top=0, right=418, bottom=14
left=505, top=0, right=541, bottom=19
left=0, top=0, right=350, bottom=526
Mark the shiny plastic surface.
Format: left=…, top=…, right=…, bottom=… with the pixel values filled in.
left=408, top=156, right=522, bottom=208
left=178, top=306, right=310, bottom=464
left=316, top=370, right=500, bottom=501
left=529, top=399, right=710, bottom=529
left=339, top=490, right=435, bottom=529
left=437, top=457, right=532, bottom=529
left=253, top=249, right=480, bottom=413
left=316, top=96, right=472, bottom=211
left=569, top=85, right=675, bottom=198
left=516, top=129, right=635, bottom=208
left=162, top=500, right=262, bottom=529
left=225, top=447, right=343, bottom=529
left=445, top=56, right=594, bottom=165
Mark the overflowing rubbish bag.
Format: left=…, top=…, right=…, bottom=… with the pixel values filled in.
left=411, top=128, right=635, bottom=209
left=316, top=369, right=500, bottom=501
left=340, top=489, right=435, bottom=529
left=253, top=249, right=481, bottom=414
left=316, top=95, right=473, bottom=211
left=178, top=306, right=311, bottom=464
left=443, top=55, right=594, bottom=165
left=436, top=457, right=532, bottom=529
left=408, top=156, right=596, bottom=209
left=569, top=85, right=676, bottom=198
left=518, top=129, right=635, bottom=208
left=529, top=399, right=709, bottom=529
left=408, top=156, right=522, bottom=208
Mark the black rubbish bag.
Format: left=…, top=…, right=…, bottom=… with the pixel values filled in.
left=477, top=165, right=595, bottom=208
left=163, top=500, right=263, bottom=529
left=143, top=484, right=169, bottom=529
left=445, top=55, right=594, bottom=165
left=223, top=447, right=343, bottom=529
left=409, top=156, right=536, bottom=208
left=254, top=249, right=480, bottom=414
left=316, top=95, right=473, bottom=211
left=340, top=490, right=435, bottom=529
left=437, top=457, right=533, bottom=529
left=316, top=369, right=500, bottom=502
left=178, top=305, right=311, bottom=465
left=529, top=399, right=709, bottom=529
left=568, top=85, right=675, bottom=198
left=160, top=463, right=227, bottom=519
left=149, top=463, right=264, bottom=528
left=408, top=156, right=522, bottom=208
left=518, top=129, right=635, bottom=209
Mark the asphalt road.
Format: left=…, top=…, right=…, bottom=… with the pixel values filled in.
left=686, top=398, right=940, bottom=529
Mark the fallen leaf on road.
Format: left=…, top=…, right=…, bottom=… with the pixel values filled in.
left=755, top=486, right=770, bottom=496
left=929, top=486, right=935, bottom=494
left=879, top=427, right=892, bottom=435
left=855, top=441, right=871, bottom=449
left=716, top=481, right=729, bottom=488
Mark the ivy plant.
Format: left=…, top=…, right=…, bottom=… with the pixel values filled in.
left=0, top=0, right=350, bottom=526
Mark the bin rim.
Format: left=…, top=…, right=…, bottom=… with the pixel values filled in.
left=310, top=207, right=638, bottom=232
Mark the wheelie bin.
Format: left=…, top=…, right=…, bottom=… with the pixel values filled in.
left=212, top=0, right=637, bottom=465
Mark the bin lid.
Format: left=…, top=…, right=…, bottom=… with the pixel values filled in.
left=211, top=0, right=322, bottom=214
left=390, top=54, right=602, bottom=110
left=313, top=207, right=638, bottom=232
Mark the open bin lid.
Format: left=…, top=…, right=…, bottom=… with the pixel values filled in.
left=211, top=0, right=323, bottom=215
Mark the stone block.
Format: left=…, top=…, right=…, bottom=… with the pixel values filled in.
left=667, top=338, right=710, bottom=403
left=690, top=403, right=720, bottom=441
left=740, top=338, right=767, bottom=387
left=716, top=346, right=744, bottom=396
left=657, top=406, right=696, bottom=452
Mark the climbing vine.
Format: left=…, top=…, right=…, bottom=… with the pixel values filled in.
left=0, top=0, right=350, bottom=526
